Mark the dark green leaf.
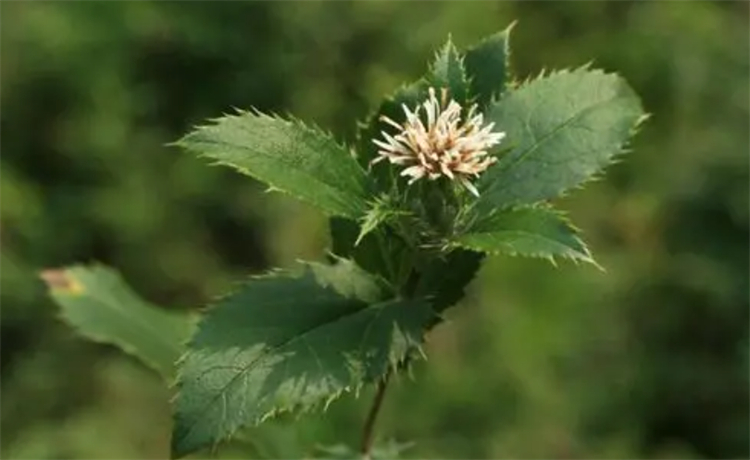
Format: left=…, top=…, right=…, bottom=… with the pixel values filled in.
left=455, top=206, right=595, bottom=264
left=177, top=111, right=372, bottom=219
left=329, top=217, right=407, bottom=286
left=428, top=37, right=469, bottom=104
left=329, top=216, right=361, bottom=262
left=171, top=260, right=433, bottom=457
left=414, top=249, right=484, bottom=318
left=464, top=21, right=516, bottom=109
left=354, top=194, right=411, bottom=247
left=477, top=67, right=646, bottom=210
left=41, top=265, right=195, bottom=379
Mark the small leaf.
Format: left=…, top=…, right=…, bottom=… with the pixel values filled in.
left=171, top=260, right=433, bottom=458
left=41, top=265, right=195, bottom=379
left=428, top=37, right=469, bottom=104
left=464, top=21, right=516, bottom=109
left=177, top=111, right=373, bottom=219
left=454, top=206, right=595, bottom=264
left=357, top=207, right=389, bottom=247
left=477, top=67, right=646, bottom=210
left=355, top=194, right=410, bottom=246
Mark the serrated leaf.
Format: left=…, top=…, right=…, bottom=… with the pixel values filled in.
left=455, top=206, right=595, bottom=264
left=464, top=21, right=516, bottom=109
left=177, top=111, right=372, bottom=219
left=41, top=265, right=195, bottom=379
left=428, top=37, right=469, bottom=104
left=477, top=67, right=645, bottom=211
left=414, top=249, right=484, bottom=318
left=356, top=207, right=390, bottom=247
left=171, top=261, right=433, bottom=458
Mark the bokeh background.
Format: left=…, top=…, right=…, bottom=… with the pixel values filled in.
left=2, top=1, right=748, bottom=459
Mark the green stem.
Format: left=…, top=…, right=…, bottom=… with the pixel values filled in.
left=360, top=370, right=391, bottom=460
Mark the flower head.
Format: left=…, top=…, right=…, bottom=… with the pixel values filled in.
left=372, top=87, right=505, bottom=196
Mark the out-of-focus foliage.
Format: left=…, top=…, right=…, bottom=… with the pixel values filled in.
left=1, top=1, right=747, bottom=459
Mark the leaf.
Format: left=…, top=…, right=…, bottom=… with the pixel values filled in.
left=464, top=21, right=516, bottom=109
left=428, top=37, right=469, bottom=104
left=307, top=257, right=388, bottom=303
left=176, top=111, right=372, bottom=219
left=355, top=194, right=410, bottom=246
left=171, top=260, right=434, bottom=458
left=41, top=265, right=195, bottom=379
left=329, top=216, right=408, bottom=286
left=477, top=67, right=646, bottom=211
left=329, top=216, right=368, bottom=263
left=454, top=206, right=595, bottom=264
left=357, top=206, right=390, bottom=247
left=414, top=249, right=484, bottom=318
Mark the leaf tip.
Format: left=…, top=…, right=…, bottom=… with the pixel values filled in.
left=39, top=268, right=84, bottom=296
left=506, top=19, right=519, bottom=32
left=168, top=424, right=192, bottom=460
left=589, top=257, right=606, bottom=273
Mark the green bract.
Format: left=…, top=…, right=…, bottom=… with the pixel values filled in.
left=44, top=23, right=645, bottom=458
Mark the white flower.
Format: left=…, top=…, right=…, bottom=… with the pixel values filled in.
left=371, top=87, right=505, bottom=196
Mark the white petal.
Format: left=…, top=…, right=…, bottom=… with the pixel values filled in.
left=390, top=156, right=413, bottom=165
left=440, top=161, right=455, bottom=179
left=460, top=177, right=480, bottom=197
left=380, top=115, right=403, bottom=130
left=400, top=165, right=425, bottom=179
left=372, top=138, right=395, bottom=151
left=370, top=154, right=387, bottom=165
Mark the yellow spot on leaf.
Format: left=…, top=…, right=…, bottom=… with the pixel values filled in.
left=39, top=269, right=84, bottom=295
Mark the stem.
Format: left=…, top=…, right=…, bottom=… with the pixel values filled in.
left=360, top=370, right=391, bottom=459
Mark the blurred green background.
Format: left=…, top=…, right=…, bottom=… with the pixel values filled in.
left=2, top=1, right=748, bottom=458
